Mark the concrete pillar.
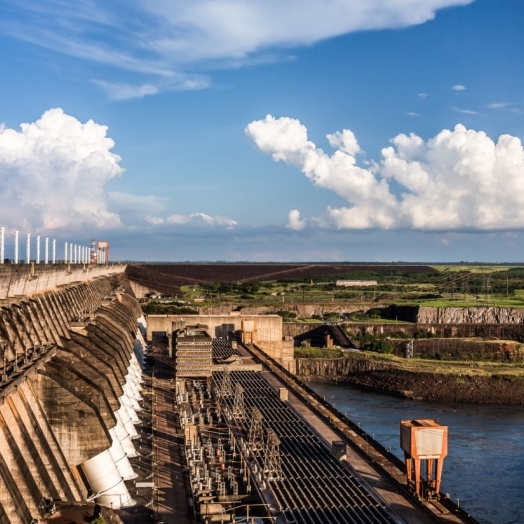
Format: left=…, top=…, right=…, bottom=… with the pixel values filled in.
left=33, top=298, right=62, bottom=346
left=36, top=235, right=40, bottom=264
left=16, top=384, right=85, bottom=500
left=20, top=302, right=44, bottom=347
left=14, top=230, right=19, bottom=264
left=46, top=294, right=70, bottom=338
left=69, top=243, right=72, bottom=264
left=44, top=238, right=49, bottom=264
left=52, top=239, right=56, bottom=264
left=64, top=242, right=68, bottom=263
left=81, top=449, right=136, bottom=508
left=25, top=233, right=30, bottom=263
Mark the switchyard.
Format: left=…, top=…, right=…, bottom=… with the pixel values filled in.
left=213, top=370, right=399, bottom=523
left=167, top=338, right=479, bottom=524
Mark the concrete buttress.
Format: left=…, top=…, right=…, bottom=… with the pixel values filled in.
left=0, top=265, right=146, bottom=521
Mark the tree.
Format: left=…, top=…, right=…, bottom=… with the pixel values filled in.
left=365, top=337, right=393, bottom=354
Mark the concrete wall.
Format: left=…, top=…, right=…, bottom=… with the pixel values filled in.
left=147, top=314, right=285, bottom=360
left=0, top=263, right=125, bottom=301
left=128, top=279, right=154, bottom=299
left=0, top=273, right=144, bottom=522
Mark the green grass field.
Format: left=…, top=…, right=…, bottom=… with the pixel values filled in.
left=169, top=266, right=524, bottom=311
left=431, top=264, right=519, bottom=273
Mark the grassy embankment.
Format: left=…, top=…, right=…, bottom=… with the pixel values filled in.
left=296, top=349, right=524, bottom=379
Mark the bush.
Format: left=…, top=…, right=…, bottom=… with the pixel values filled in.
left=275, top=311, right=297, bottom=321
left=294, top=348, right=344, bottom=359
left=364, top=338, right=394, bottom=354
left=142, top=303, right=198, bottom=315
left=391, top=330, right=410, bottom=339
left=347, top=310, right=382, bottom=321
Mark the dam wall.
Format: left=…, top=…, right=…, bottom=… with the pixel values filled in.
left=0, top=263, right=126, bottom=302
left=0, top=267, right=147, bottom=522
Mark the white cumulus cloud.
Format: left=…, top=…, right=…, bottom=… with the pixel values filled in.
left=287, top=210, right=306, bottom=230
left=0, top=108, right=122, bottom=232
left=144, top=214, right=165, bottom=225
left=146, top=213, right=238, bottom=228
left=452, top=85, right=466, bottom=91
left=246, top=115, right=524, bottom=231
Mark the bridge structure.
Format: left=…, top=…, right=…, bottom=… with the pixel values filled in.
left=0, top=264, right=480, bottom=524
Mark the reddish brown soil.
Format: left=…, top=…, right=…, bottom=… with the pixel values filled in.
left=337, top=369, right=524, bottom=404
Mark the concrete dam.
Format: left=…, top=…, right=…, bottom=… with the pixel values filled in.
left=0, top=264, right=481, bottom=524
left=0, top=264, right=147, bottom=522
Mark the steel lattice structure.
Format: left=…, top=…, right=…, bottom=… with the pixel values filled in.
left=213, top=370, right=398, bottom=524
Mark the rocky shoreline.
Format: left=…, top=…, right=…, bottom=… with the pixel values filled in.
left=296, top=357, right=524, bottom=404
left=316, top=370, right=524, bottom=404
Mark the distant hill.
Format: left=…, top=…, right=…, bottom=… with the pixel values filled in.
left=125, top=263, right=437, bottom=296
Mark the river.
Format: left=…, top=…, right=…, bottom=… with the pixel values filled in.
left=308, top=382, right=524, bottom=524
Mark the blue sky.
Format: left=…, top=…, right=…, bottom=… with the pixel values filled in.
left=0, top=0, right=523, bottom=262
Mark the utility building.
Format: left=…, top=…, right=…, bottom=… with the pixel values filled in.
left=174, top=325, right=213, bottom=379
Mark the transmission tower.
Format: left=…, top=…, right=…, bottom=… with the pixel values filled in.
left=405, top=340, right=414, bottom=358
left=248, top=407, right=264, bottom=456
left=232, top=383, right=246, bottom=419
left=218, top=367, right=232, bottom=398
left=461, top=274, right=470, bottom=301
left=481, top=272, right=492, bottom=305
left=263, top=428, right=283, bottom=481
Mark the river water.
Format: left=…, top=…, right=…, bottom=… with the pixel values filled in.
left=308, top=382, right=524, bottom=524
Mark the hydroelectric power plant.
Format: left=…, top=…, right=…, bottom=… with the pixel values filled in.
left=0, top=262, right=483, bottom=523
